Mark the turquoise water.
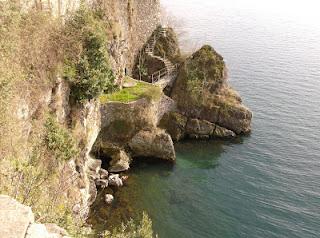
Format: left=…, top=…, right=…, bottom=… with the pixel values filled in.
left=126, top=1, right=320, bottom=237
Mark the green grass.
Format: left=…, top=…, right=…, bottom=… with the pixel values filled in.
left=100, top=79, right=162, bottom=103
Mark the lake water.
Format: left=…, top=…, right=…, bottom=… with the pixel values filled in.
left=92, top=0, right=320, bottom=237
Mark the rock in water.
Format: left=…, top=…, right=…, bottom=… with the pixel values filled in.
left=170, top=45, right=252, bottom=134
left=109, top=150, right=131, bottom=173
left=129, top=129, right=176, bottom=161
left=213, top=125, right=236, bottom=138
left=108, top=174, right=123, bottom=187
left=105, top=194, right=114, bottom=204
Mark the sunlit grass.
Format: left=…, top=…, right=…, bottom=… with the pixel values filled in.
left=100, top=78, right=162, bottom=103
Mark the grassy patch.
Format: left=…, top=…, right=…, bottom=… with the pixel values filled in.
left=100, top=80, right=162, bottom=103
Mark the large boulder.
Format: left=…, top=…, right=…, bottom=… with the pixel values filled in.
left=129, top=129, right=175, bottom=161
left=109, top=150, right=131, bottom=173
left=171, top=45, right=252, bottom=134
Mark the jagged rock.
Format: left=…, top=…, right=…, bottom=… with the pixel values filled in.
left=213, top=125, right=236, bottom=138
left=129, top=129, right=175, bottom=161
left=171, top=45, right=252, bottom=134
left=108, top=174, right=123, bottom=187
left=159, top=112, right=187, bottom=141
left=109, top=150, right=131, bottom=173
left=186, top=119, right=215, bottom=136
left=105, top=194, right=114, bottom=204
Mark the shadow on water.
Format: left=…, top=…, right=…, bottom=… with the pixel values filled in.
left=88, top=137, right=242, bottom=236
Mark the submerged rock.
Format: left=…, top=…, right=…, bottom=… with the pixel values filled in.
left=105, top=194, right=114, bottom=204
left=129, top=129, right=175, bottom=161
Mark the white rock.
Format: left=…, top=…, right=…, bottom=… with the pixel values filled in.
left=105, top=194, right=114, bottom=204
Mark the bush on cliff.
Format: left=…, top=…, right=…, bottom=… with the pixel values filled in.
left=45, top=115, right=78, bottom=161
left=63, top=7, right=115, bottom=102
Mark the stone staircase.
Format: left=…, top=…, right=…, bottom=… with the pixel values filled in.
left=144, top=27, right=178, bottom=88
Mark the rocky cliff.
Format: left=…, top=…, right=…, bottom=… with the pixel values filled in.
left=0, top=0, right=162, bottom=234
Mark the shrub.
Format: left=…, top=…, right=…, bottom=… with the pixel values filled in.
left=45, top=116, right=78, bottom=161
left=63, top=7, right=115, bottom=102
left=104, top=212, right=157, bottom=238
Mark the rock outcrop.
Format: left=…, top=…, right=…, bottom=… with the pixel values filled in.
left=168, top=45, right=252, bottom=137
left=94, top=97, right=176, bottom=162
left=0, top=195, right=69, bottom=238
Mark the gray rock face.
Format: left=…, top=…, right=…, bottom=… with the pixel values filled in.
left=129, top=129, right=175, bottom=161
left=108, top=174, right=123, bottom=187
left=109, top=150, right=131, bottom=173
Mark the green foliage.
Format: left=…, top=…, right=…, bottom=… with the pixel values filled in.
left=100, top=80, right=162, bottom=103
left=45, top=116, right=78, bottom=161
left=64, top=7, right=115, bottom=102
left=104, top=212, right=157, bottom=238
